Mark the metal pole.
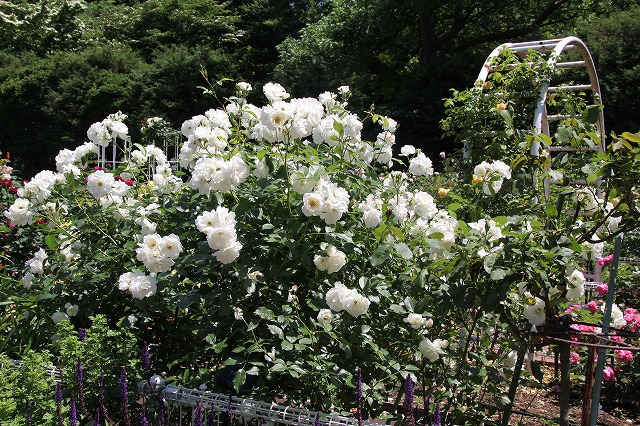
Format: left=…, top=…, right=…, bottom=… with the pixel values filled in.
left=589, top=234, right=624, bottom=426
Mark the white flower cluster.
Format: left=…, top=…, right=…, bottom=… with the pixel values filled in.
left=179, top=108, right=233, bottom=166
left=523, top=293, right=546, bottom=326
left=409, top=210, right=458, bottom=260
left=473, top=160, right=512, bottom=195
left=55, top=142, right=99, bottom=176
left=418, top=337, right=449, bottom=362
left=87, top=111, right=129, bottom=147
left=189, top=154, right=249, bottom=195
left=4, top=197, right=33, bottom=226
left=404, top=313, right=433, bottom=329
left=22, top=248, right=47, bottom=288
left=118, top=271, right=158, bottom=299
left=196, top=206, right=242, bottom=264
left=566, top=269, right=586, bottom=299
left=19, top=170, right=62, bottom=204
left=325, top=282, right=370, bottom=317
left=135, top=233, right=183, bottom=273
left=313, top=245, right=347, bottom=274
left=301, top=177, right=350, bottom=225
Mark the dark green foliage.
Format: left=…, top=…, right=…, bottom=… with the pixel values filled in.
left=579, top=6, right=640, bottom=134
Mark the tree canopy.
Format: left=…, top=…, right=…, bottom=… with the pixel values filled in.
left=0, top=0, right=638, bottom=177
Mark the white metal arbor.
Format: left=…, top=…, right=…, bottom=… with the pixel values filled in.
left=476, top=36, right=607, bottom=288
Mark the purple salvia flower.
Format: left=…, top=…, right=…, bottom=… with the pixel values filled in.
left=356, top=368, right=363, bottom=426
left=76, top=356, right=91, bottom=419
left=69, top=396, right=78, bottom=426
left=314, top=412, right=321, bottom=426
left=423, top=396, right=430, bottom=426
left=142, top=342, right=151, bottom=376
left=78, top=328, right=87, bottom=341
left=140, top=412, right=149, bottom=426
left=99, top=373, right=113, bottom=425
left=93, top=408, right=100, bottom=426
left=432, top=403, right=441, bottom=426
left=56, top=382, right=63, bottom=426
left=157, top=394, right=166, bottom=426
left=120, top=366, right=131, bottom=426
left=404, top=374, right=415, bottom=426
left=207, top=407, right=216, bottom=426
left=194, top=402, right=203, bottom=426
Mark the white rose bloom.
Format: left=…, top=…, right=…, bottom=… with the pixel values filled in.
left=65, top=303, right=79, bottom=317
left=343, top=292, right=370, bottom=317
left=566, top=269, right=585, bottom=299
left=408, top=153, right=434, bottom=176
left=4, top=198, right=34, bottom=226
left=302, top=192, right=324, bottom=217
left=253, top=158, right=269, bottom=178
left=22, top=272, right=34, bottom=288
left=263, top=82, right=290, bottom=103
left=87, top=122, right=111, bottom=146
left=87, top=170, right=116, bottom=199
left=314, top=245, right=347, bottom=274
left=51, top=311, right=70, bottom=324
left=419, top=338, right=446, bottom=362
left=160, top=234, right=183, bottom=259
left=206, top=227, right=238, bottom=251
left=609, top=303, right=627, bottom=328
left=400, top=145, right=416, bottom=156
left=128, top=274, right=157, bottom=299
left=404, top=313, right=426, bottom=329
left=325, top=282, right=351, bottom=312
left=214, top=241, right=242, bottom=264
left=523, top=297, right=546, bottom=326
left=317, top=309, right=334, bottom=324
left=236, top=82, right=252, bottom=92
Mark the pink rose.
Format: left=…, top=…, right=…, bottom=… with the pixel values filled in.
left=603, top=366, right=617, bottom=382
left=587, top=301, right=598, bottom=313
left=596, top=283, right=608, bottom=296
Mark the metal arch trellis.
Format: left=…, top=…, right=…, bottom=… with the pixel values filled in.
left=473, top=37, right=640, bottom=426
left=476, top=36, right=606, bottom=155
left=476, top=36, right=608, bottom=290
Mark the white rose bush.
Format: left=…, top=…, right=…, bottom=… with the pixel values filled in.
left=3, top=70, right=640, bottom=424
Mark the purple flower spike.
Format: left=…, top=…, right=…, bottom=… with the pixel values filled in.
left=207, top=407, right=216, bottom=426
left=99, top=373, right=113, bottom=425
left=78, top=328, right=87, bottom=341
left=356, top=368, right=363, bottom=426
left=120, top=366, right=131, bottom=426
left=194, top=402, right=203, bottom=426
left=423, top=396, right=430, bottom=426
left=69, top=396, right=78, bottom=426
left=315, top=412, right=321, bottom=426
left=93, top=408, right=100, bottom=426
left=56, top=382, right=63, bottom=426
left=142, top=342, right=151, bottom=376
left=433, top=403, right=442, bottom=426
left=140, top=412, right=149, bottom=426
left=404, top=374, right=415, bottom=426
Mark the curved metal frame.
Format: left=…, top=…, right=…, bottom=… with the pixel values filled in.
left=476, top=36, right=605, bottom=155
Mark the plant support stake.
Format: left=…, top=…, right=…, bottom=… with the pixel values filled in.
left=589, top=234, right=623, bottom=426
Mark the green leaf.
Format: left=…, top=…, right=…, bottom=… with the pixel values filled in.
left=622, top=132, right=640, bottom=143
left=529, top=360, right=544, bottom=382
left=545, top=204, right=558, bottom=218
left=394, top=242, right=413, bottom=260
left=370, top=244, right=391, bottom=267
left=233, top=368, right=246, bottom=392
left=44, top=235, right=59, bottom=250
left=583, top=105, right=602, bottom=124
left=332, top=119, right=344, bottom=135
left=255, top=307, right=275, bottom=321
left=267, top=324, right=284, bottom=339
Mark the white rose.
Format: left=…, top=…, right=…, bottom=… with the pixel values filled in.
left=325, top=282, right=351, bottom=312
left=129, top=274, right=157, bottom=299
left=404, top=313, right=426, bottom=329
left=523, top=297, right=546, bottom=326
left=343, top=292, right=370, bottom=317
left=51, top=311, right=69, bottom=324
left=317, top=309, right=334, bottom=324
left=419, top=338, right=445, bottom=362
